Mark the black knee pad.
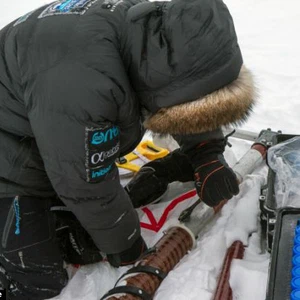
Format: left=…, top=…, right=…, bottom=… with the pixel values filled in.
left=54, top=210, right=103, bottom=265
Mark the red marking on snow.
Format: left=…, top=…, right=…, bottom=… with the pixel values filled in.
left=140, top=190, right=197, bottom=232
left=73, top=264, right=80, bottom=269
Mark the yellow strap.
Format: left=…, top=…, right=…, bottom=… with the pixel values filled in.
left=136, top=140, right=169, bottom=160
left=116, top=140, right=169, bottom=173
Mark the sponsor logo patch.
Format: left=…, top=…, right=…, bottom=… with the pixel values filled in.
left=89, top=142, right=120, bottom=168
left=38, top=0, right=98, bottom=18
left=90, top=126, right=119, bottom=145
left=85, top=125, right=120, bottom=183
left=90, top=164, right=113, bottom=180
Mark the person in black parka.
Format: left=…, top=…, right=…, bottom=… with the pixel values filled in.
left=0, top=0, right=256, bottom=298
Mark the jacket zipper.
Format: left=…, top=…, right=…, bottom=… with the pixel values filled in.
left=18, top=251, right=25, bottom=268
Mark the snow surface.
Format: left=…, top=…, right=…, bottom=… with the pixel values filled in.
left=1, top=0, right=300, bottom=299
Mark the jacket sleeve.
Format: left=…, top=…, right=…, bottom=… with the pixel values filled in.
left=172, top=129, right=224, bottom=153
left=26, top=62, right=140, bottom=254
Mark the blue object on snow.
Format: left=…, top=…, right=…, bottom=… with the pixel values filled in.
left=292, top=267, right=300, bottom=278
left=294, top=235, right=300, bottom=246
left=291, top=289, right=300, bottom=300
left=291, top=278, right=300, bottom=290
left=292, top=255, right=300, bottom=267
left=294, top=245, right=300, bottom=256
left=291, top=222, right=300, bottom=297
left=296, top=225, right=300, bottom=236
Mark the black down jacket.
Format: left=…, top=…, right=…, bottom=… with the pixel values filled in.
left=0, top=0, right=244, bottom=253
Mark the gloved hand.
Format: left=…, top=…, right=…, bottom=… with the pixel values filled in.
left=54, top=210, right=103, bottom=265
left=107, top=235, right=147, bottom=268
left=187, top=139, right=239, bottom=207
left=125, top=149, right=194, bottom=208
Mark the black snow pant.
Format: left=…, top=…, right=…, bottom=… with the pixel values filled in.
left=0, top=196, right=68, bottom=300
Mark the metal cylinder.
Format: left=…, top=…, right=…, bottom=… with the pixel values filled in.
left=103, top=226, right=194, bottom=300
left=233, top=148, right=264, bottom=183
left=222, top=128, right=259, bottom=142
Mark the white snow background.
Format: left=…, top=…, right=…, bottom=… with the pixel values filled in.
left=1, top=0, right=300, bottom=299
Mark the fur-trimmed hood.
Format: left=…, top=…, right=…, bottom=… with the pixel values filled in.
left=143, top=66, right=256, bottom=135
left=125, top=0, right=254, bottom=135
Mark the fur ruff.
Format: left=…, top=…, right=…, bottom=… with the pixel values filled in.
left=144, top=65, right=257, bottom=135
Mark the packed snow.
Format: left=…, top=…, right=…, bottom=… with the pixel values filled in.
left=1, top=0, right=300, bottom=299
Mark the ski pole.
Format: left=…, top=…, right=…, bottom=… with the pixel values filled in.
left=100, top=129, right=279, bottom=300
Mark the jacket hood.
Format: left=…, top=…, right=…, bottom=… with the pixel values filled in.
left=144, top=65, right=257, bottom=134
left=124, top=0, right=244, bottom=113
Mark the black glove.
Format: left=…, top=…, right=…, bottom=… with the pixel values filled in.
left=107, top=235, right=147, bottom=268
left=187, top=140, right=239, bottom=207
left=54, top=210, right=103, bottom=265
left=125, top=149, right=194, bottom=208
